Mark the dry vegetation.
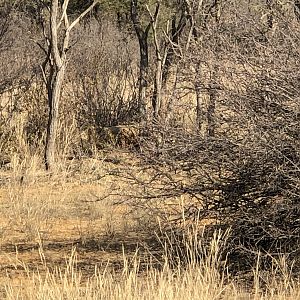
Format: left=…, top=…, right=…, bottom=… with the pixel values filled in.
left=0, top=155, right=299, bottom=299
left=1, top=0, right=300, bottom=299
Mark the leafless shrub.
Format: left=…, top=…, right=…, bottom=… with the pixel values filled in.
left=65, top=20, right=139, bottom=150
left=0, top=3, right=40, bottom=94
left=0, top=16, right=140, bottom=161
left=0, top=3, right=46, bottom=163
left=123, top=2, right=300, bottom=273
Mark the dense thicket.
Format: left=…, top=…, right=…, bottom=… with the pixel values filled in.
left=0, top=0, right=299, bottom=272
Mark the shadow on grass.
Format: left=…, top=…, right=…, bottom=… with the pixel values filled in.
left=0, top=233, right=164, bottom=277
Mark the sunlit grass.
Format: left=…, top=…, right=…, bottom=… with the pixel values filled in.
left=1, top=156, right=300, bottom=300
left=2, top=229, right=300, bottom=300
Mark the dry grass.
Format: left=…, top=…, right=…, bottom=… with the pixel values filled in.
left=2, top=232, right=300, bottom=300
left=0, top=154, right=300, bottom=300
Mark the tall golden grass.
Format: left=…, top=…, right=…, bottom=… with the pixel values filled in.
left=0, top=155, right=299, bottom=300
left=2, top=229, right=300, bottom=300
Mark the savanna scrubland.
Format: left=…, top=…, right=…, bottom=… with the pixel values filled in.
left=0, top=0, right=300, bottom=299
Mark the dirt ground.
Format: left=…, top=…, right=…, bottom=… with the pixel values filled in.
left=0, top=152, right=155, bottom=285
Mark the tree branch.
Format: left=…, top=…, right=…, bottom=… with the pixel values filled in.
left=57, top=0, right=70, bottom=29
left=50, top=0, right=62, bottom=67
left=68, top=0, right=98, bottom=32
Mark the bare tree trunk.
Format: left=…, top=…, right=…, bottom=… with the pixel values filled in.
left=131, top=0, right=152, bottom=120
left=41, top=0, right=97, bottom=170
left=207, top=84, right=216, bottom=137
left=45, top=66, right=65, bottom=170
left=137, top=38, right=149, bottom=118
left=206, top=51, right=220, bottom=137
left=148, top=3, right=163, bottom=121
left=44, top=0, right=64, bottom=170
left=162, top=11, right=187, bottom=88
left=196, top=90, right=204, bottom=134
left=152, top=56, right=163, bottom=121
left=195, top=64, right=217, bottom=138
left=44, top=0, right=62, bottom=170
left=192, top=0, right=222, bottom=137
left=185, top=0, right=204, bottom=133
left=194, top=60, right=204, bottom=134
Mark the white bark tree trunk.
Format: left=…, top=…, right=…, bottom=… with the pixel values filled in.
left=43, top=0, right=97, bottom=170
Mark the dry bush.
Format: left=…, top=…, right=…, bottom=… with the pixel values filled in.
left=0, top=80, right=48, bottom=166
left=0, top=3, right=47, bottom=164
left=63, top=20, right=140, bottom=152
left=0, top=3, right=39, bottom=94
left=121, top=2, right=300, bottom=275
left=1, top=0, right=299, bottom=280
left=1, top=14, right=140, bottom=161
